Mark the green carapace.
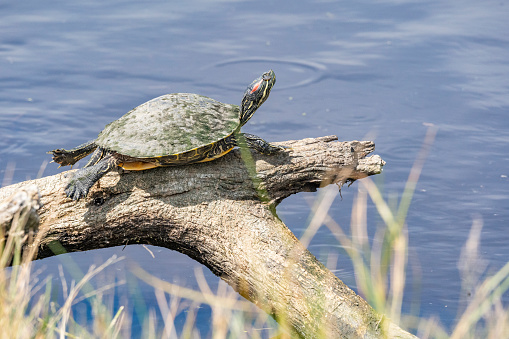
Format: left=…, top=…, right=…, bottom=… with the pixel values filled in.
left=49, top=70, right=285, bottom=200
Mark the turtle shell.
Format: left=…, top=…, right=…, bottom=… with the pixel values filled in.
left=95, top=93, right=240, bottom=158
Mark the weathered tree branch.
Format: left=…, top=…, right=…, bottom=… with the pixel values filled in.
left=0, top=136, right=416, bottom=338
left=0, top=184, right=41, bottom=236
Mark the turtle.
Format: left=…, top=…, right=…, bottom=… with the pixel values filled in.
left=49, top=70, right=286, bottom=201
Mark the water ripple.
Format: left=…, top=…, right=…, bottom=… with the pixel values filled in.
left=205, top=57, right=327, bottom=91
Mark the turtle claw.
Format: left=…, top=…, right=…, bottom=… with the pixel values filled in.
left=48, top=141, right=98, bottom=167
left=50, top=149, right=79, bottom=167
left=63, top=154, right=119, bottom=201
left=274, top=144, right=292, bottom=152
left=65, top=187, right=87, bottom=201
left=65, top=178, right=88, bottom=201
left=241, top=133, right=288, bottom=155
left=263, top=144, right=288, bottom=155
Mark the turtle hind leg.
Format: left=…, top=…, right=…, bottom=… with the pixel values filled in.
left=65, top=153, right=119, bottom=200
left=241, top=133, right=288, bottom=155
left=48, top=140, right=97, bottom=167
left=83, top=147, right=105, bottom=168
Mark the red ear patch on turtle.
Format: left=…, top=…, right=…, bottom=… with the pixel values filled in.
left=250, top=80, right=262, bottom=94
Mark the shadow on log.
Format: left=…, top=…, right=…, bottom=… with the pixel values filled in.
left=0, top=136, right=417, bottom=338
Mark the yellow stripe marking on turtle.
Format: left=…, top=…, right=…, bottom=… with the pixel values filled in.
left=119, top=162, right=159, bottom=171
left=196, top=146, right=234, bottom=163
left=119, top=145, right=234, bottom=170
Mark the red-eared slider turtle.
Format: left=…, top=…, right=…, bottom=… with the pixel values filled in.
left=49, top=70, right=285, bottom=200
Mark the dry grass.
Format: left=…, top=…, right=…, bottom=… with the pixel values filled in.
left=303, top=125, right=509, bottom=338
left=1, top=125, right=508, bottom=338
left=0, top=191, right=126, bottom=338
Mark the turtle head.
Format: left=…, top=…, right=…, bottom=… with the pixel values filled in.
left=240, top=70, right=276, bottom=126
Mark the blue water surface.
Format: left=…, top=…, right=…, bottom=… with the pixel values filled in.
left=1, top=0, right=509, bottom=336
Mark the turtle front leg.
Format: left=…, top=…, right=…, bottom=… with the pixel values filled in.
left=65, top=153, right=119, bottom=200
left=48, top=140, right=98, bottom=167
left=241, top=133, right=288, bottom=155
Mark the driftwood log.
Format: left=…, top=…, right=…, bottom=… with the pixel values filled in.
left=0, top=136, right=416, bottom=338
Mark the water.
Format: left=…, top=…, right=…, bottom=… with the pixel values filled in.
left=1, top=0, right=509, bottom=335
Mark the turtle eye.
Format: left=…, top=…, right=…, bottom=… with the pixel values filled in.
left=262, top=72, right=272, bottom=81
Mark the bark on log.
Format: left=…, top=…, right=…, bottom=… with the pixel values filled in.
left=0, top=184, right=41, bottom=236
left=0, top=136, right=416, bottom=338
